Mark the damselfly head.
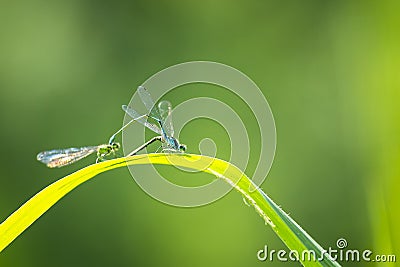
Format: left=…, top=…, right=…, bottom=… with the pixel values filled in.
left=179, top=144, right=187, bottom=152
left=111, top=142, right=120, bottom=150
left=98, top=142, right=120, bottom=156
left=163, top=137, right=186, bottom=153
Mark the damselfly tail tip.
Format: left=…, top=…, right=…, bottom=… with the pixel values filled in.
left=36, top=152, right=45, bottom=161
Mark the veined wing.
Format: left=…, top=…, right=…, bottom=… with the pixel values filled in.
left=122, top=105, right=162, bottom=135
left=158, top=100, right=174, bottom=137
left=37, top=146, right=98, bottom=168
left=137, top=86, right=161, bottom=121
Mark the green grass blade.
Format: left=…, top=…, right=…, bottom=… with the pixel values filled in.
left=0, top=154, right=340, bottom=266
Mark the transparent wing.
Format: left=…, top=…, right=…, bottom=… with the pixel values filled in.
left=137, top=86, right=161, bottom=120
left=158, top=100, right=174, bottom=137
left=37, top=146, right=98, bottom=168
left=122, top=105, right=162, bottom=135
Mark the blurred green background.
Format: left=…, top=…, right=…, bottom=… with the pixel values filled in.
left=0, top=1, right=399, bottom=266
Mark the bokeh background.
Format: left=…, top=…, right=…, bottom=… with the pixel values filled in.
left=0, top=1, right=399, bottom=266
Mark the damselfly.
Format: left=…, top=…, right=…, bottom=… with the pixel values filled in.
left=37, top=142, right=120, bottom=168
left=122, top=86, right=186, bottom=156
left=37, top=86, right=184, bottom=168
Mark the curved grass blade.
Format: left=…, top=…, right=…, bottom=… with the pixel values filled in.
left=0, top=154, right=340, bottom=266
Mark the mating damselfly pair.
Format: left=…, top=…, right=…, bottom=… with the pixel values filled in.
left=37, top=86, right=186, bottom=168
